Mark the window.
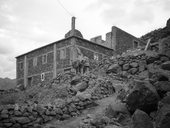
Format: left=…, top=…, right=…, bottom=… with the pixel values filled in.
left=94, top=53, right=99, bottom=60
left=19, top=62, right=23, bottom=70
left=42, top=54, right=47, bottom=64
left=133, top=41, right=139, bottom=48
left=41, top=73, right=45, bottom=81
left=60, top=48, right=66, bottom=59
left=33, top=57, right=37, bottom=66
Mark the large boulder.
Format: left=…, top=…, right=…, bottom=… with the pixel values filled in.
left=126, top=80, right=159, bottom=114
left=161, top=61, right=170, bottom=71
left=73, top=81, right=88, bottom=92
left=131, top=109, right=153, bottom=128
left=154, top=81, right=170, bottom=98
left=106, top=64, right=121, bottom=74
left=156, top=104, right=170, bottom=128
left=70, top=76, right=81, bottom=85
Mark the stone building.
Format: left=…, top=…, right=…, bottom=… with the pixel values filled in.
left=16, top=17, right=144, bottom=88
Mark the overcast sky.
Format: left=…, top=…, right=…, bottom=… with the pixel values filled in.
left=0, top=0, right=169, bottom=79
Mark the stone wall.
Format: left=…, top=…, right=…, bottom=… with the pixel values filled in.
left=0, top=96, right=94, bottom=128
left=27, top=52, right=54, bottom=76
left=115, top=27, right=144, bottom=54
left=75, top=38, right=114, bottom=57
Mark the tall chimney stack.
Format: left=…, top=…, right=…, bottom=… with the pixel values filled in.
left=72, top=16, right=76, bottom=30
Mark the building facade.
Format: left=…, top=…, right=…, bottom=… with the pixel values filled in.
left=16, top=17, right=144, bottom=88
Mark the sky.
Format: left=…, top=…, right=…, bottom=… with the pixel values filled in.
left=0, top=0, right=170, bottom=79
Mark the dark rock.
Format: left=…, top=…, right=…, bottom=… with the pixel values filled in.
left=3, top=122, right=13, bottom=127
left=1, top=113, right=9, bottom=119
left=13, top=117, right=31, bottom=124
left=34, top=117, right=43, bottom=124
left=160, top=56, right=169, bottom=63
left=1, top=109, right=8, bottom=114
left=74, top=81, right=88, bottom=92
left=126, top=80, right=159, bottom=114
left=129, top=68, right=138, bottom=75
left=11, top=123, right=21, bottom=128
left=123, top=64, right=130, bottom=71
left=45, top=110, right=56, bottom=116
left=70, top=76, right=81, bottom=85
left=130, top=62, right=139, bottom=68
left=62, top=114, right=70, bottom=120
left=36, top=105, right=45, bottom=115
left=131, top=109, right=153, bottom=128
left=14, top=110, right=22, bottom=116
left=118, top=60, right=124, bottom=66
left=42, top=115, right=53, bottom=122
left=161, top=61, right=170, bottom=71
left=55, top=108, right=63, bottom=115
left=106, top=64, right=121, bottom=74
left=154, top=81, right=170, bottom=98
left=156, top=104, right=170, bottom=128
left=146, top=55, right=159, bottom=64
left=160, top=95, right=170, bottom=106
left=138, top=60, right=147, bottom=72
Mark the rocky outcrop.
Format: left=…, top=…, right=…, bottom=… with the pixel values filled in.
left=126, top=80, right=159, bottom=114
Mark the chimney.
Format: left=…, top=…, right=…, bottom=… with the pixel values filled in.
left=71, top=16, right=76, bottom=30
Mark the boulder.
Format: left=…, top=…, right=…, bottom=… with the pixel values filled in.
left=156, top=104, right=170, bottom=128
left=131, top=109, right=153, bottom=128
left=138, top=60, right=147, bottom=72
left=159, top=95, right=170, bottom=106
left=123, top=64, right=130, bottom=71
left=130, top=62, right=139, bottom=68
left=70, top=76, right=81, bottom=85
left=74, top=81, right=89, bottom=92
left=146, top=54, right=159, bottom=64
left=160, top=56, right=169, bottom=63
left=161, top=61, right=170, bottom=71
left=106, top=64, right=121, bottom=74
left=154, top=81, right=170, bottom=98
left=126, top=80, right=159, bottom=114
left=128, top=68, right=138, bottom=75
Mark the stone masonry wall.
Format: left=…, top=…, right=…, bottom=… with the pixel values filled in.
left=16, top=56, right=24, bottom=86
left=75, top=38, right=114, bottom=57
left=115, top=27, right=144, bottom=54
left=0, top=96, right=94, bottom=128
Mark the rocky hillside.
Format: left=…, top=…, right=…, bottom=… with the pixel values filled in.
left=140, top=18, right=170, bottom=43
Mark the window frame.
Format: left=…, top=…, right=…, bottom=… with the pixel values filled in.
left=33, top=57, right=37, bottom=67
left=133, top=40, right=139, bottom=49
left=60, top=48, right=66, bottom=59
left=42, top=54, right=47, bottom=64
left=41, top=73, right=45, bottom=81
left=19, top=62, right=24, bottom=70
left=94, top=53, right=99, bottom=61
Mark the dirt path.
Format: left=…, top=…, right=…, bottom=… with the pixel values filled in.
left=43, top=95, right=118, bottom=128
